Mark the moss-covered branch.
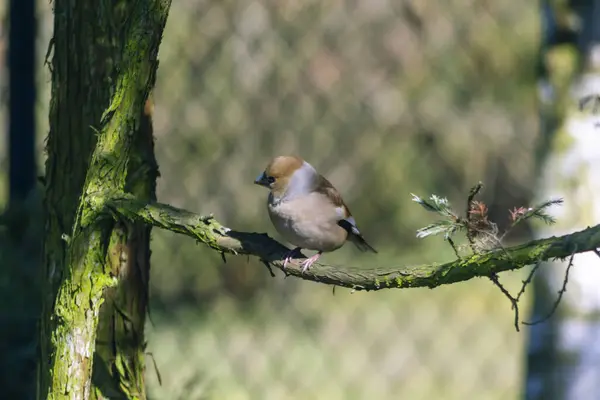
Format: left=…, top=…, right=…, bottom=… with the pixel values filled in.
left=105, top=193, right=600, bottom=291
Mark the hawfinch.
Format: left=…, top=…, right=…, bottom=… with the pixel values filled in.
left=254, top=156, right=377, bottom=272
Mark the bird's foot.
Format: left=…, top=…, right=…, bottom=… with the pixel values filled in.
left=300, top=252, right=322, bottom=273
left=282, top=247, right=302, bottom=269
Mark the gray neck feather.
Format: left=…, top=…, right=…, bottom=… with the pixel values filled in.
left=270, top=161, right=318, bottom=205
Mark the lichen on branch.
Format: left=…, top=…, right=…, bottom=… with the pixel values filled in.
left=103, top=193, right=600, bottom=292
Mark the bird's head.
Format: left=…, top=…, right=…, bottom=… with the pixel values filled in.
left=255, top=155, right=317, bottom=199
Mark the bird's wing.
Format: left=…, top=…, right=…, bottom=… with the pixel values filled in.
left=315, top=175, right=377, bottom=253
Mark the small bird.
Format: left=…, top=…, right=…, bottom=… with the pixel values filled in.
left=254, top=155, right=377, bottom=272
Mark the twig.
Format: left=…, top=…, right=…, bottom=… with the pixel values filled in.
left=465, top=182, right=483, bottom=251
left=488, top=273, right=521, bottom=332
left=486, top=236, right=540, bottom=332
left=515, top=261, right=543, bottom=302
left=260, top=259, right=276, bottom=278
left=523, top=250, right=577, bottom=326
left=145, top=352, right=162, bottom=386
left=466, top=182, right=483, bottom=220
left=447, top=237, right=460, bottom=258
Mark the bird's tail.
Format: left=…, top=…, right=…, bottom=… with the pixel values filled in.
left=349, top=233, right=378, bottom=253
left=338, top=219, right=378, bottom=253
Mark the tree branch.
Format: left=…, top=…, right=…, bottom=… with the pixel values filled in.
left=104, top=193, right=600, bottom=292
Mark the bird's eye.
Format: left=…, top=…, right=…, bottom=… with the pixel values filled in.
left=267, top=176, right=275, bottom=184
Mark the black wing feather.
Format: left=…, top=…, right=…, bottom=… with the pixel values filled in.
left=337, top=219, right=378, bottom=253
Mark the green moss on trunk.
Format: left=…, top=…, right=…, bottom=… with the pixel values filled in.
left=92, top=98, right=159, bottom=400
left=40, top=2, right=171, bottom=399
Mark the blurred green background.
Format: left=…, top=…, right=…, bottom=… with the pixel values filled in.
left=0, top=0, right=545, bottom=398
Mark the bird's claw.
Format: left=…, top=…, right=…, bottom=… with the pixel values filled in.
left=281, top=248, right=321, bottom=273
left=282, top=247, right=301, bottom=269
left=299, top=253, right=321, bottom=273
left=282, top=255, right=293, bottom=269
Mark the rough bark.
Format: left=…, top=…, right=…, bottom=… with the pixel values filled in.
left=91, top=97, right=158, bottom=400
left=39, top=1, right=171, bottom=399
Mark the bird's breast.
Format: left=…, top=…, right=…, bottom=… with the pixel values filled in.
left=267, top=193, right=347, bottom=252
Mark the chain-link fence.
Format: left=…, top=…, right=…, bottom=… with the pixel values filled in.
left=1, top=1, right=544, bottom=398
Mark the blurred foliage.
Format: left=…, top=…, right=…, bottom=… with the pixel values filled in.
left=0, top=0, right=547, bottom=398
left=150, top=0, right=541, bottom=306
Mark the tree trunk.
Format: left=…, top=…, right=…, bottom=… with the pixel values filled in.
left=39, top=2, right=171, bottom=399
left=91, top=97, right=158, bottom=400
left=525, top=1, right=600, bottom=399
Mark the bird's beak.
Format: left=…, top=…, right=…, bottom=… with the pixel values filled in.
left=254, top=171, right=270, bottom=187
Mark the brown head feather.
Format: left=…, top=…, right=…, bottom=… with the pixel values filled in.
left=262, top=156, right=304, bottom=197
left=264, top=156, right=304, bottom=178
